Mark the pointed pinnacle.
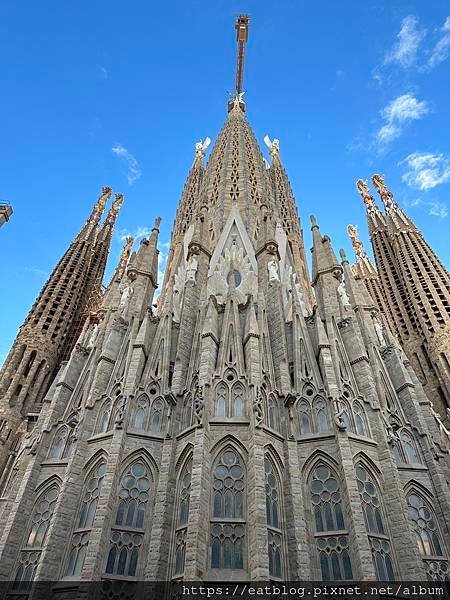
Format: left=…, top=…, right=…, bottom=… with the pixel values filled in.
left=372, top=174, right=396, bottom=212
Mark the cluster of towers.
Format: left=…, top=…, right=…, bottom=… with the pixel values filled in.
left=0, top=15, right=449, bottom=590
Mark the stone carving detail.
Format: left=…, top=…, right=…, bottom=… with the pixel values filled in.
left=263, top=135, right=280, bottom=157
left=372, top=174, right=395, bottom=211
left=186, top=255, right=198, bottom=282
left=114, top=395, right=128, bottom=430
left=119, top=284, right=133, bottom=310
left=253, top=389, right=264, bottom=428
left=356, top=179, right=377, bottom=214
left=208, top=238, right=257, bottom=305
left=193, top=386, right=204, bottom=427
left=337, top=280, right=351, bottom=311
left=195, top=137, right=211, bottom=159
left=268, top=259, right=280, bottom=282
left=374, top=318, right=385, bottom=346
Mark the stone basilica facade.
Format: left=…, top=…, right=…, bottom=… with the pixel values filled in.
left=0, top=17, right=449, bottom=589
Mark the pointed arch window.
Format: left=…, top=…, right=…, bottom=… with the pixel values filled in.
left=298, top=400, right=312, bottom=434
left=105, top=460, right=152, bottom=578
left=97, top=400, right=113, bottom=434
left=66, top=461, right=106, bottom=577
left=401, top=431, right=419, bottom=464
left=355, top=464, right=395, bottom=581
left=150, top=398, right=164, bottom=432
left=174, top=459, right=192, bottom=576
left=313, top=396, right=329, bottom=432
left=296, top=389, right=330, bottom=436
left=216, top=383, right=228, bottom=417
left=407, top=493, right=445, bottom=560
left=265, top=457, right=284, bottom=579
left=267, top=394, right=279, bottom=431
left=353, top=401, right=368, bottom=437
left=14, top=484, right=59, bottom=585
left=210, top=449, right=246, bottom=570
left=310, top=464, right=353, bottom=581
left=48, top=425, right=72, bottom=460
left=132, top=395, right=150, bottom=430
left=181, top=394, right=193, bottom=432
left=232, top=383, right=245, bottom=417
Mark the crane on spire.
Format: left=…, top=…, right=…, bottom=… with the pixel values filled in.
left=228, top=15, right=249, bottom=112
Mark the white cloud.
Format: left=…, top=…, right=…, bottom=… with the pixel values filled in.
left=427, top=17, right=450, bottom=68
left=376, top=94, right=429, bottom=146
left=117, top=225, right=152, bottom=242
left=24, top=266, right=48, bottom=278
left=385, top=15, right=426, bottom=67
left=112, top=143, right=142, bottom=185
left=404, top=196, right=448, bottom=218
left=400, top=152, right=450, bottom=190
left=99, top=66, right=108, bottom=80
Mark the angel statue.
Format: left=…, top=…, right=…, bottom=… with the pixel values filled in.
left=268, top=258, right=280, bottom=282
left=119, top=284, right=134, bottom=309
left=337, top=280, right=351, bottom=310
left=263, top=135, right=280, bottom=157
left=195, top=137, right=211, bottom=159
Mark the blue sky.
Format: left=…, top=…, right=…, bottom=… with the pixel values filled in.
left=1, top=1, right=449, bottom=365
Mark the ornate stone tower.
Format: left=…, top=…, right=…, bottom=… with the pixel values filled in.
left=0, top=187, right=122, bottom=480
left=0, top=17, right=449, bottom=590
left=355, top=176, right=450, bottom=422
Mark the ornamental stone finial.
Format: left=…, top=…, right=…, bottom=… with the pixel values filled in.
left=372, top=174, right=396, bottom=211
left=92, top=185, right=112, bottom=223
left=153, top=216, right=161, bottom=230
left=356, top=179, right=377, bottom=214
left=347, top=224, right=366, bottom=260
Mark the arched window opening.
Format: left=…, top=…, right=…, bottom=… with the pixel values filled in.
left=401, top=431, right=419, bottom=464
left=216, top=383, right=228, bottom=418
left=66, top=461, right=106, bottom=577
left=150, top=398, right=164, bottom=432
left=97, top=400, right=112, bottom=434
left=355, top=464, right=395, bottom=581
left=105, top=460, right=151, bottom=578
left=407, top=493, right=445, bottom=559
left=298, top=401, right=312, bottom=435
left=232, top=383, right=245, bottom=417
left=314, top=396, right=329, bottom=432
left=353, top=402, right=368, bottom=437
left=181, top=394, right=193, bottom=432
left=265, top=458, right=284, bottom=579
left=210, top=449, right=245, bottom=570
left=14, top=484, right=59, bottom=585
left=309, top=464, right=352, bottom=581
left=174, top=459, right=192, bottom=576
left=267, top=395, right=279, bottom=431
left=48, top=426, right=71, bottom=460
left=133, top=395, right=150, bottom=430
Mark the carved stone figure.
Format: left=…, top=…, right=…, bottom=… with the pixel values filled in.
left=193, top=387, right=204, bottom=427
left=87, top=323, right=99, bottom=350
left=374, top=318, right=385, bottom=346
left=263, top=135, right=280, bottom=157
left=186, top=256, right=198, bottom=282
left=253, top=389, right=264, bottom=428
left=268, top=259, right=280, bottom=282
left=195, top=137, right=211, bottom=159
left=119, top=284, right=134, bottom=309
left=337, top=280, right=351, bottom=310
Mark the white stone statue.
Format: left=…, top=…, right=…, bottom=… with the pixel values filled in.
left=119, top=284, right=133, bottom=309
left=195, top=137, right=211, bottom=159
left=264, top=135, right=280, bottom=157
left=268, top=258, right=280, bottom=281
left=87, top=323, right=99, bottom=349
left=337, top=280, right=351, bottom=310
left=374, top=318, right=385, bottom=346
left=186, top=256, right=198, bottom=282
